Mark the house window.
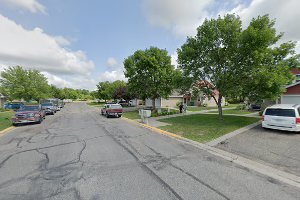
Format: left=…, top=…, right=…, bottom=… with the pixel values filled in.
left=296, top=74, right=300, bottom=82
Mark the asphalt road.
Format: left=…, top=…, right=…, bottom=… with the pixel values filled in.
left=217, top=125, right=300, bottom=176
left=0, top=103, right=299, bottom=200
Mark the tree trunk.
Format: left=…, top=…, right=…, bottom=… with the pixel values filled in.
left=217, top=94, right=223, bottom=119
left=152, top=98, right=156, bottom=111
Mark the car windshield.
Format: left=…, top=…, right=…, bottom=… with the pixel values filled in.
left=20, top=106, right=39, bottom=111
left=265, top=108, right=295, bottom=117
left=110, top=105, right=122, bottom=109
left=41, top=103, right=53, bottom=106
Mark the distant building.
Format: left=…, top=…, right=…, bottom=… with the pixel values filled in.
left=279, top=68, right=300, bottom=104
left=0, top=94, right=8, bottom=107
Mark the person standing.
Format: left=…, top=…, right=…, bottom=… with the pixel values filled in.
left=179, top=103, right=183, bottom=113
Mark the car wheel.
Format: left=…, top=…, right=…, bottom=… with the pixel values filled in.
left=12, top=123, right=18, bottom=127
left=37, top=118, right=42, bottom=124
left=106, top=112, right=109, bottom=118
left=118, top=115, right=122, bottom=118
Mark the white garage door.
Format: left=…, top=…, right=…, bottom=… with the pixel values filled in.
left=281, top=95, right=300, bottom=104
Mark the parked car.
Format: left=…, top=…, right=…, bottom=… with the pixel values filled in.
left=4, top=102, right=24, bottom=111
left=249, top=104, right=261, bottom=111
left=12, top=105, right=45, bottom=125
left=40, top=98, right=61, bottom=111
left=101, top=104, right=123, bottom=118
left=58, top=99, right=64, bottom=108
left=262, top=104, right=300, bottom=132
left=41, top=102, right=56, bottom=115
left=119, top=100, right=129, bottom=107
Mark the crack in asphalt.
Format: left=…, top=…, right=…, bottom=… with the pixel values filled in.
left=103, top=115, right=231, bottom=200
left=144, top=143, right=231, bottom=200
left=89, top=113, right=184, bottom=200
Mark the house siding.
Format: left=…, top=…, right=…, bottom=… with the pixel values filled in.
left=284, top=84, right=300, bottom=95
left=161, top=97, right=183, bottom=108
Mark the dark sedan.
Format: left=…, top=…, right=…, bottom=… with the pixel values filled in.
left=4, top=102, right=24, bottom=111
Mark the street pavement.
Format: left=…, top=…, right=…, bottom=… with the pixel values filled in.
left=217, top=125, right=300, bottom=177
left=0, top=103, right=299, bottom=200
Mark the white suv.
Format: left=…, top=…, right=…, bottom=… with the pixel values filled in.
left=262, top=104, right=300, bottom=132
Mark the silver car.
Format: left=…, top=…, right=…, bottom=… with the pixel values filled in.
left=41, top=102, right=56, bottom=115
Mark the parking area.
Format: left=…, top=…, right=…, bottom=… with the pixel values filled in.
left=216, top=125, right=300, bottom=176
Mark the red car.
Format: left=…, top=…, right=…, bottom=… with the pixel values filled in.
left=101, top=104, right=123, bottom=118
left=12, top=105, right=45, bottom=125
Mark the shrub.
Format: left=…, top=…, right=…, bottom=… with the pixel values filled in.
left=176, top=101, right=182, bottom=107
left=0, top=108, right=10, bottom=112
left=236, top=104, right=246, bottom=110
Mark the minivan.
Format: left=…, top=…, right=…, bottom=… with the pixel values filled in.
left=262, top=104, right=300, bottom=132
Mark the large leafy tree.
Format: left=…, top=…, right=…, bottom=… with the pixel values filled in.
left=96, top=80, right=127, bottom=102
left=0, top=66, right=50, bottom=101
left=178, top=14, right=298, bottom=118
left=124, top=47, right=178, bottom=110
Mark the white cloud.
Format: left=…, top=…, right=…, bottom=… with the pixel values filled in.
left=53, top=36, right=71, bottom=46
left=232, top=0, right=300, bottom=42
left=171, top=52, right=178, bottom=67
left=106, top=57, right=118, bottom=67
left=99, top=70, right=126, bottom=82
left=42, top=72, right=71, bottom=88
left=143, top=0, right=214, bottom=37
left=1, top=0, right=46, bottom=14
left=0, top=14, right=95, bottom=76
left=231, top=0, right=300, bottom=53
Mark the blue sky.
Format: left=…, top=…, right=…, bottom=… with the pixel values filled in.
left=0, top=0, right=299, bottom=89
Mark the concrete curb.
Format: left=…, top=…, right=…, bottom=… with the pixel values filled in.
left=122, top=117, right=300, bottom=189
left=0, top=126, right=15, bottom=137
left=205, top=121, right=262, bottom=146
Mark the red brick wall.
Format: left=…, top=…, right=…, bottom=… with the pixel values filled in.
left=284, top=84, right=300, bottom=94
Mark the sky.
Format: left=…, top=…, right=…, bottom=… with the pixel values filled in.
left=0, top=0, right=299, bottom=90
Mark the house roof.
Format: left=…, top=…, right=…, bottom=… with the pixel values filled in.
left=291, top=68, right=300, bottom=75
left=194, top=80, right=220, bottom=96
left=285, top=81, right=300, bottom=89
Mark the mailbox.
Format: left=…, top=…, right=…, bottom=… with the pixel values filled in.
left=139, top=109, right=151, bottom=118
left=143, top=110, right=151, bottom=118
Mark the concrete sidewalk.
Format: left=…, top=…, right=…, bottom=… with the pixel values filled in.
left=141, top=107, right=258, bottom=128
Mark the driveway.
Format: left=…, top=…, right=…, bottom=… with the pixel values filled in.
left=0, top=103, right=299, bottom=200
left=217, top=125, right=300, bottom=176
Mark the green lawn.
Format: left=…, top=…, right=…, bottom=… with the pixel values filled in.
left=187, top=106, right=218, bottom=112
left=123, top=111, right=140, bottom=119
left=187, top=104, right=239, bottom=112
left=87, top=102, right=106, bottom=107
left=0, top=111, right=15, bottom=131
left=208, top=109, right=253, bottom=115
left=158, top=114, right=260, bottom=143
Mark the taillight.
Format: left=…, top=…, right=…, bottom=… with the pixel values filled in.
left=262, top=115, right=264, bottom=121
left=296, top=118, right=300, bottom=124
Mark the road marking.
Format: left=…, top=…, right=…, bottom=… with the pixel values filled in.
left=122, top=117, right=300, bottom=189
left=0, top=126, right=16, bottom=137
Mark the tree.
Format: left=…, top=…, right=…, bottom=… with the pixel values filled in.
left=96, top=81, right=113, bottom=102
left=113, top=85, right=136, bottom=101
left=50, top=85, right=66, bottom=100
left=96, top=80, right=127, bottom=102
left=124, top=47, right=178, bottom=110
left=0, top=66, right=50, bottom=101
left=178, top=14, right=298, bottom=118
